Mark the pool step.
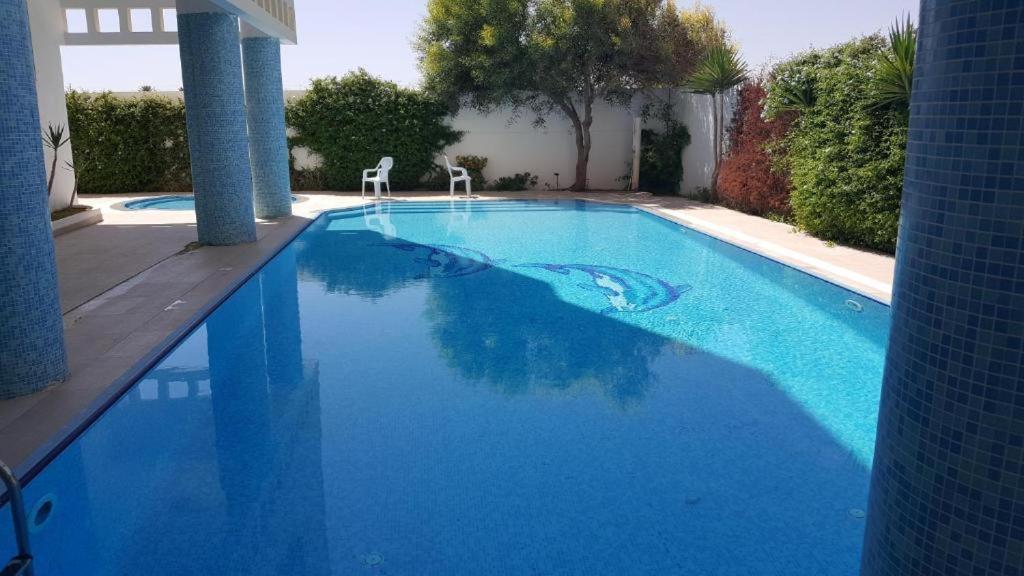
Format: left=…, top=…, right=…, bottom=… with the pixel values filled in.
left=0, top=460, right=32, bottom=576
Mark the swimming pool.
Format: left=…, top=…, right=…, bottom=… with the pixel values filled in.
left=123, top=194, right=299, bottom=211
left=1, top=199, right=889, bottom=574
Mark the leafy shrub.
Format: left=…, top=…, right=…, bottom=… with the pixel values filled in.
left=65, top=91, right=191, bottom=194
left=455, top=155, right=488, bottom=190
left=290, top=167, right=326, bottom=191
left=418, top=155, right=488, bottom=191
left=489, top=172, right=539, bottom=191
left=765, top=37, right=906, bottom=252
left=418, top=165, right=453, bottom=191
left=286, top=70, right=462, bottom=190
left=717, top=81, right=794, bottom=217
left=639, top=122, right=691, bottom=195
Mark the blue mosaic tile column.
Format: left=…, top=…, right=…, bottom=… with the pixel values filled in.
left=242, top=36, right=293, bottom=220
left=862, top=2, right=1024, bottom=575
left=0, top=0, right=68, bottom=399
left=177, top=11, right=257, bottom=245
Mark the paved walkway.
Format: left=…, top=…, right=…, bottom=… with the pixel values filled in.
left=0, top=191, right=895, bottom=472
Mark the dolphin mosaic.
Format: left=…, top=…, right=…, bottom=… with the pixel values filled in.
left=517, top=263, right=691, bottom=314
left=376, top=243, right=497, bottom=278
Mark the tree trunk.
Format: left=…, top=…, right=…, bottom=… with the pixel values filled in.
left=710, top=92, right=721, bottom=200
left=69, top=172, right=78, bottom=209
left=557, top=85, right=595, bottom=192
left=574, top=124, right=593, bottom=192
left=571, top=115, right=588, bottom=192
left=47, top=154, right=58, bottom=198
left=561, top=104, right=593, bottom=192
left=630, top=114, right=642, bottom=192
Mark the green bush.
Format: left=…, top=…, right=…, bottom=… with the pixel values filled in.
left=639, top=122, right=691, bottom=195
left=286, top=70, right=462, bottom=190
left=65, top=91, right=191, bottom=194
left=418, top=155, right=488, bottom=191
left=766, top=36, right=906, bottom=252
left=490, top=172, right=539, bottom=191
left=455, top=155, right=488, bottom=190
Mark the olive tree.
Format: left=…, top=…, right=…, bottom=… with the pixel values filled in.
left=417, top=0, right=696, bottom=191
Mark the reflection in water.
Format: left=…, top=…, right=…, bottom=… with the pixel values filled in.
left=297, top=229, right=427, bottom=299
left=7, top=201, right=882, bottom=575
left=205, top=248, right=330, bottom=575
left=296, top=225, right=672, bottom=406
left=286, top=211, right=872, bottom=573
left=426, top=263, right=672, bottom=406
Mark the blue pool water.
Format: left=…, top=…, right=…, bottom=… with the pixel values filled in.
left=124, top=195, right=299, bottom=211
left=1, top=200, right=889, bottom=575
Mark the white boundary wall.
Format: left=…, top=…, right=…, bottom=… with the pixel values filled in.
left=292, top=88, right=735, bottom=195
left=69, top=88, right=734, bottom=196
left=443, top=90, right=733, bottom=194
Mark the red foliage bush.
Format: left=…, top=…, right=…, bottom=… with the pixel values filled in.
left=716, top=81, right=795, bottom=217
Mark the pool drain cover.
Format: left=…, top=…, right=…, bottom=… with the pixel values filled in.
left=848, top=508, right=866, bottom=519
left=364, top=553, right=383, bottom=566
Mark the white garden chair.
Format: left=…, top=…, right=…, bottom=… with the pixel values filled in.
left=362, top=157, right=393, bottom=199
left=445, top=155, right=472, bottom=198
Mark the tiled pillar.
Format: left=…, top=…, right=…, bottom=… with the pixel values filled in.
left=862, top=2, right=1024, bottom=575
left=243, top=35, right=293, bottom=220
left=177, top=10, right=257, bottom=245
left=0, top=0, right=68, bottom=399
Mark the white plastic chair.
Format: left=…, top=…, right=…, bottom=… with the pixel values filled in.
left=362, top=157, right=393, bottom=199
left=445, top=155, right=472, bottom=198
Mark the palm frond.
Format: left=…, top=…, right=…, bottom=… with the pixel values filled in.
left=871, top=15, right=916, bottom=109
left=43, top=123, right=70, bottom=151
left=687, top=45, right=748, bottom=95
left=775, top=80, right=814, bottom=111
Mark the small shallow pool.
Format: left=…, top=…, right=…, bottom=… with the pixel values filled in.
left=1, top=200, right=889, bottom=575
left=124, top=194, right=299, bottom=211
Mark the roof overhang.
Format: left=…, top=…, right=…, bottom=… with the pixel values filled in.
left=59, top=0, right=296, bottom=46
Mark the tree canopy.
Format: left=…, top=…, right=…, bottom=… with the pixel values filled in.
left=417, top=0, right=700, bottom=191
left=678, top=0, right=733, bottom=58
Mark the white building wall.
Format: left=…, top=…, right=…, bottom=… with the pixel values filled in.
left=28, top=0, right=77, bottom=211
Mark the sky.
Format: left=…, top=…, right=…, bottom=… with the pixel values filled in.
left=60, top=0, right=920, bottom=92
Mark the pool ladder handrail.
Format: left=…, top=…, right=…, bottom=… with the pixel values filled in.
left=0, top=459, right=32, bottom=576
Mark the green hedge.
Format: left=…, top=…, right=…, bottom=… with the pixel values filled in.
left=286, top=70, right=461, bottom=190
left=765, top=37, right=906, bottom=252
left=640, top=123, right=691, bottom=195
left=66, top=91, right=191, bottom=194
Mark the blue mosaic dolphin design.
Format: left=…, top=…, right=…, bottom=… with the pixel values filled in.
left=377, top=243, right=496, bottom=278
left=518, top=263, right=691, bottom=314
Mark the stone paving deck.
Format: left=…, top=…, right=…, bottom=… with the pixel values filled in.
left=0, top=191, right=895, bottom=473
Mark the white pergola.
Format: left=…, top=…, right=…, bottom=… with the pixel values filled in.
left=58, top=0, right=296, bottom=45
